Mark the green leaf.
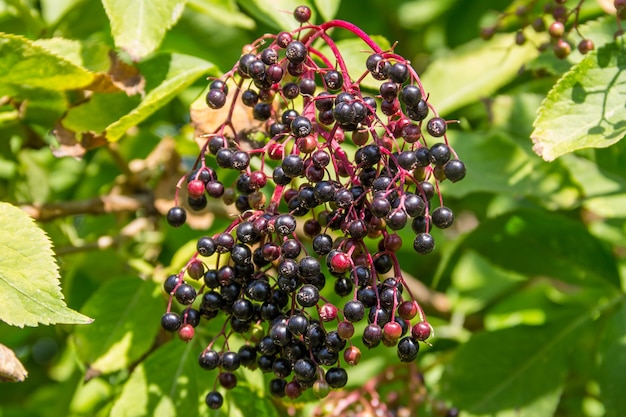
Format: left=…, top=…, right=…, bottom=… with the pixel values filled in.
left=420, top=33, right=539, bottom=116
left=442, top=130, right=581, bottom=209
left=456, top=209, right=621, bottom=289
left=104, top=53, right=215, bottom=141
left=597, top=299, right=626, bottom=417
left=101, top=0, right=187, bottom=61
left=442, top=319, right=580, bottom=415
left=224, top=388, right=279, bottom=417
left=531, top=42, right=626, bottom=161
left=0, top=33, right=94, bottom=92
left=0, top=202, right=93, bottom=327
left=188, top=0, right=255, bottom=29
left=238, top=0, right=314, bottom=31
left=314, top=0, right=339, bottom=21
left=110, top=341, right=210, bottom=417
left=73, top=277, right=161, bottom=374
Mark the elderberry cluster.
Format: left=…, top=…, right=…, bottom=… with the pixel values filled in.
left=480, top=0, right=626, bottom=58
left=162, top=5, right=465, bottom=410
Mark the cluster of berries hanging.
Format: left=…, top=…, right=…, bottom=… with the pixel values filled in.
left=481, top=0, right=626, bottom=58
left=161, top=5, right=466, bottom=410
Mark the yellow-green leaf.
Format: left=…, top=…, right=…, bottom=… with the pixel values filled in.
left=0, top=202, right=93, bottom=327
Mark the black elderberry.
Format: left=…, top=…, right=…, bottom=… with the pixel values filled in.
left=291, top=115, right=313, bottom=138
left=270, top=322, right=292, bottom=346
left=257, top=354, right=275, bottom=372
left=253, top=102, right=271, bottom=120
left=241, top=89, right=259, bottom=106
left=299, top=77, right=316, bottom=95
left=369, top=307, right=392, bottom=327
left=429, top=143, right=451, bottom=166
left=334, top=188, right=354, bottom=208
left=282, top=82, right=300, bottom=99
left=413, top=232, right=435, bottom=254
left=236, top=221, right=259, bottom=244
left=175, top=283, right=196, bottom=305
left=182, top=307, right=201, bottom=327
left=238, top=53, right=256, bottom=75
left=333, top=102, right=356, bottom=125
left=275, top=214, right=297, bottom=236
left=260, top=302, right=281, bottom=320
left=205, top=391, right=223, bottom=409
left=315, top=91, right=334, bottom=111
left=246, top=279, right=271, bottom=302
left=238, top=345, right=257, bottom=368
left=427, top=117, right=447, bottom=137
left=269, top=378, right=287, bottom=397
left=272, top=358, right=292, bottom=378
left=324, top=70, right=344, bottom=90
left=407, top=99, right=429, bottom=121
left=281, top=109, right=299, bottom=128
left=203, top=270, right=220, bottom=289
left=299, top=257, right=321, bottom=279
left=286, top=40, right=307, bottom=63
left=206, top=88, right=226, bottom=109
left=230, top=150, right=250, bottom=171
left=444, top=159, right=466, bottom=182
left=362, top=323, right=383, bottom=348
left=288, top=314, right=309, bottom=336
left=273, top=166, right=292, bottom=186
left=334, top=277, right=353, bottom=297
left=166, top=207, right=186, bottom=227
left=296, top=284, right=320, bottom=307
left=206, top=180, right=224, bottom=198
left=379, top=81, right=399, bottom=101
left=316, top=346, right=338, bottom=366
left=218, top=372, right=237, bottom=389
left=278, top=258, right=299, bottom=278
left=419, top=181, right=435, bottom=200
left=397, top=336, right=419, bottom=362
left=215, top=148, right=233, bottom=169
left=293, top=5, right=311, bottom=22
left=386, top=209, right=408, bottom=230
left=404, top=193, right=425, bottom=217
left=199, top=349, right=220, bottom=370
left=161, top=312, right=182, bottom=332
left=221, top=351, right=241, bottom=371
left=294, top=358, right=318, bottom=382
left=215, top=232, right=235, bottom=253
left=373, top=253, right=392, bottom=273
left=343, top=300, right=365, bottom=322
left=163, top=274, right=180, bottom=294
left=357, top=287, right=377, bottom=308
left=282, top=154, right=305, bottom=178
left=325, top=367, right=348, bottom=389
left=281, top=238, right=301, bottom=258
left=188, top=195, right=207, bottom=211
left=232, top=298, right=254, bottom=320
left=432, top=206, right=455, bottom=229
left=399, top=84, right=421, bottom=107
left=389, top=62, right=410, bottom=83
left=370, top=197, right=391, bottom=218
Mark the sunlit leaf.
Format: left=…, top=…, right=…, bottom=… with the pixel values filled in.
left=73, top=277, right=161, bottom=375
left=101, top=0, right=187, bottom=61
left=531, top=42, right=626, bottom=161
left=0, top=202, right=93, bottom=327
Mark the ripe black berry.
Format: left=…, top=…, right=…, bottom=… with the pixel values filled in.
left=161, top=312, right=182, bottom=332
left=343, top=300, right=365, bottom=322
left=296, top=284, right=320, bottom=307
left=206, top=89, right=226, bottom=109
left=397, top=336, right=419, bottom=362
left=325, top=367, right=348, bottom=389
left=429, top=143, right=451, bottom=166
left=166, top=207, right=186, bottom=227
left=324, top=70, right=343, bottom=90
left=286, top=40, right=307, bottom=63
left=205, top=391, right=223, bottom=409
left=413, top=233, right=435, bottom=254
left=444, top=159, right=466, bottom=182
left=175, top=283, right=196, bottom=305
left=427, top=117, right=447, bottom=137
left=432, top=206, right=455, bottom=229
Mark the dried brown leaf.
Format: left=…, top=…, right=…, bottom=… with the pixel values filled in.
left=0, top=343, right=28, bottom=383
left=51, top=123, right=108, bottom=158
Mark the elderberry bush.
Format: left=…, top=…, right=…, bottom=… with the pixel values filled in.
left=480, top=0, right=626, bottom=58
left=162, top=5, right=464, bottom=409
